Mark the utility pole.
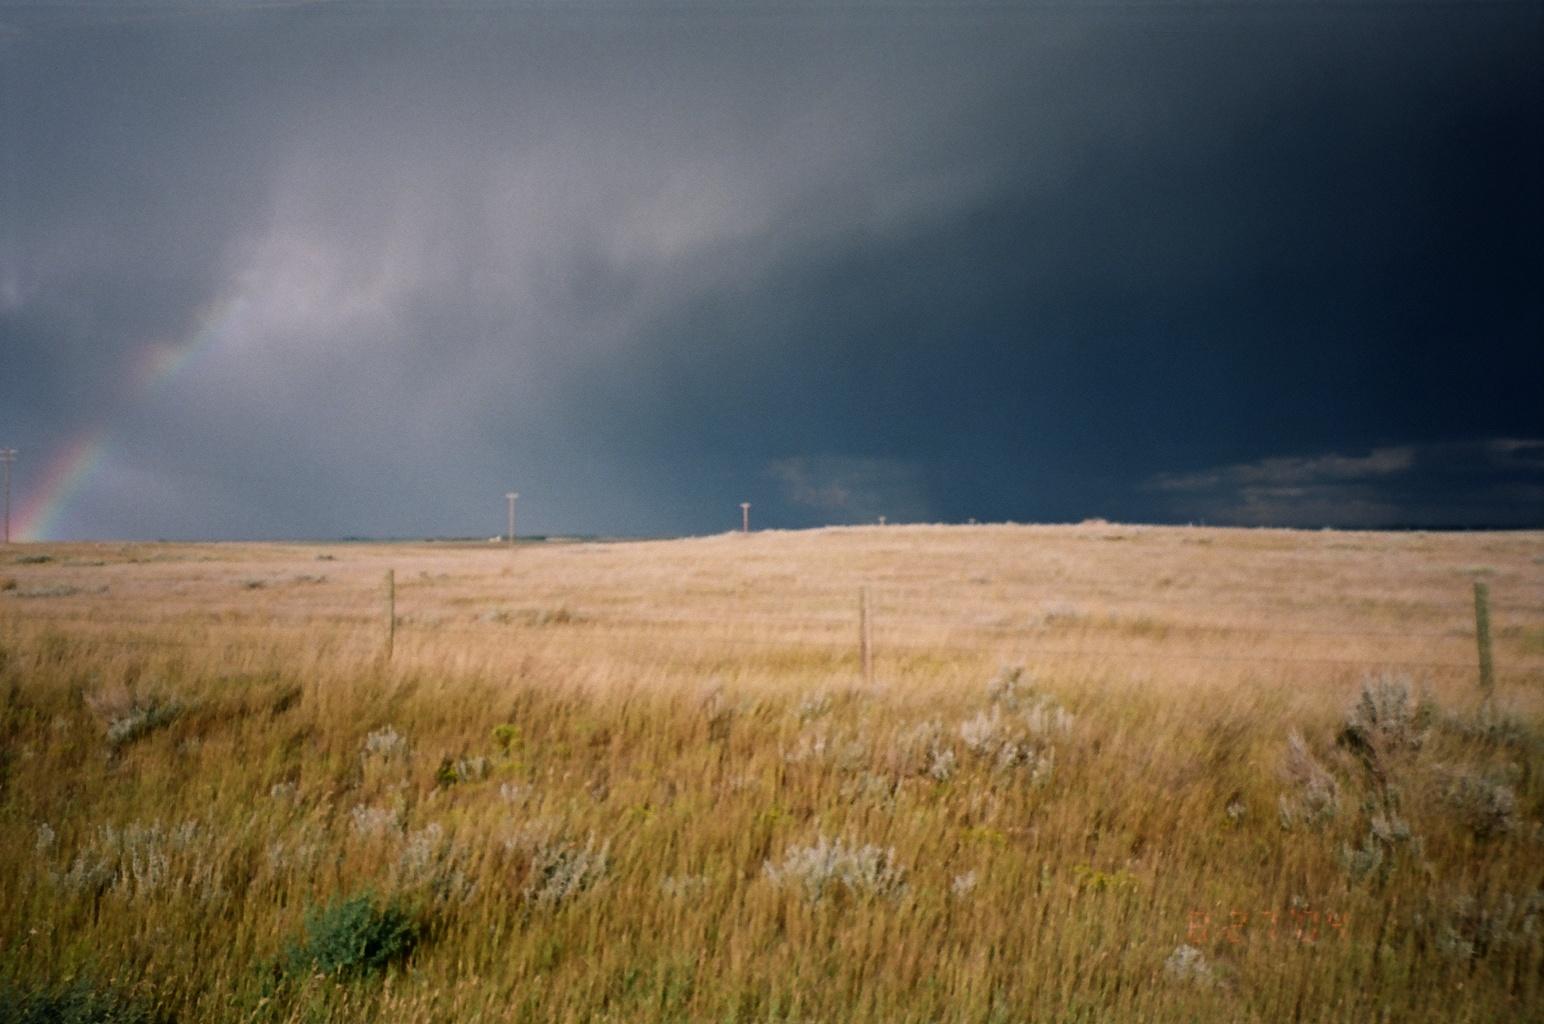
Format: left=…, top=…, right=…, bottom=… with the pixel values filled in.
left=505, top=492, right=519, bottom=545
left=740, top=502, right=751, bottom=534
left=0, top=448, right=15, bottom=544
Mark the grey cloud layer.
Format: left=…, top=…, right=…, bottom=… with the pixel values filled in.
left=1, top=4, right=1539, bottom=537
left=1149, top=440, right=1544, bottom=528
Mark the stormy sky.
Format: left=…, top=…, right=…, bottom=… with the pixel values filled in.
left=1, top=1, right=1540, bottom=540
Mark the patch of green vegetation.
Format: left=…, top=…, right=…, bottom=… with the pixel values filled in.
left=281, top=893, right=419, bottom=980
left=1073, top=864, right=1139, bottom=894
left=0, top=979, right=165, bottom=1024
left=491, top=722, right=522, bottom=755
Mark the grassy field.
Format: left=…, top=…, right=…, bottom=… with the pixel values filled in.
left=1, top=524, right=1541, bottom=1022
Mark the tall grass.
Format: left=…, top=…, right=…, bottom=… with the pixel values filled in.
left=1, top=526, right=1540, bottom=1021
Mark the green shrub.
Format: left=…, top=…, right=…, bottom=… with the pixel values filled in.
left=282, top=893, right=419, bottom=979
left=491, top=723, right=522, bottom=755
left=0, top=979, right=163, bottom=1024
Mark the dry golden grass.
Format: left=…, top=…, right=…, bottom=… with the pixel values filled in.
left=1, top=524, right=1541, bottom=1022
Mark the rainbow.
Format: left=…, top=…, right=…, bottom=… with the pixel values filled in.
left=130, top=293, right=244, bottom=391
left=14, top=426, right=112, bottom=541
left=14, top=293, right=244, bottom=541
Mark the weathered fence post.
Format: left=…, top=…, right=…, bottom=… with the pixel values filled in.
left=1473, top=580, right=1493, bottom=697
left=385, top=569, right=396, bottom=662
left=859, top=586, right=873, bottom=686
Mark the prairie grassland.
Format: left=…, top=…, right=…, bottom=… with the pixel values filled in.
left=1, top=524, right=1541, bottom=1023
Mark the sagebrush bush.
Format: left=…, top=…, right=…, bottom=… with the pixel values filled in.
left=1442, top=770, right=1517, bottom=840
left=986, top=664, right=1036, bottom=707
left=763, top=835, right=907, bottom=902
left=1278, top=729, right=1340, bottom=830
left=1162, top=945, right=1214, bottom=988
left=1431, top=888, right=1544, bottom=960
left=1340, top=812, right=1419, bottom=885
left=85, top=685, right=183, bottom=752
left=520, top=835, right=609, bottom=910
left=361, top=727, right=409, bottom=761
left=1340, top=673, right=1433, bottom=762
left=1441, top=703, right=1542, bottom=751
left=52, top=821, right=221, bottom=903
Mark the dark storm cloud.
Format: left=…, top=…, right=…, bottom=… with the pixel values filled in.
left=769, top=456, right=929, bottom=522
left=0, top=2, right=1539, bottom=538
left=1148, top=439, right=1544, bottom=527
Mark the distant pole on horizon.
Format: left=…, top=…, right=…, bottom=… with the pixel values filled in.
left=740, top=502, right=751, bottom=534
left=505, top=492, right=519, bottom=545
left=1, top=448, right=15, bottom=544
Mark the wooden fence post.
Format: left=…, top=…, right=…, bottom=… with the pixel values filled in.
left=1473, top=580, right=1494, bottom=697
left=859, top=586, right=873, bottom=686
left=385, top=569, right=396, bottom=662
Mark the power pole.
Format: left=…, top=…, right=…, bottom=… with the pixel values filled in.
left=740, top=502, right=751, bottom=534
left=505, top=492, right=519, bottom=545
left=0, top=448, right=15, bottom=544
